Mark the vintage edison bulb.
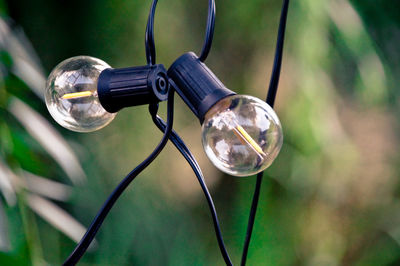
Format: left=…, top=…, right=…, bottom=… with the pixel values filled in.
left=45, top=56, right=116, bottom=132
left=202, top=95, right=283, bottom=176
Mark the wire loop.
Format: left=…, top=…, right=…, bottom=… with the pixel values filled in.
left=145, top=0, right=216, bottom=65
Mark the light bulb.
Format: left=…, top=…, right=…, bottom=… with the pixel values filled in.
left=168, top=52, right=283, bottom=176
left=201, top=95, right=282, bottom=176
left=45, top=56, right=116, bottom=132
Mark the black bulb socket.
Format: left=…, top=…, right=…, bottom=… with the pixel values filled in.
left=97, top=64, right=169, bottom=113
left=167, top=52, right=236, bottom=124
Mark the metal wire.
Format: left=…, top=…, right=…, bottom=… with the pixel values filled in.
left=150, top=81, right=233, bottom=265
left=145, top=0, right=216, bottom=65
left=62, top=89, right=175, bottom=265
left=240, top=1, right=290, bottom=265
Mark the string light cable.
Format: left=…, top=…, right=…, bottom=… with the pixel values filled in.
left=151, top=103, right=233, bottom=266
left=145, top=0, right=216, bottom=64
left=241, top=1, right=290, bottom=265
left=62, top=88, right=175, bottom=265
left=145, top=1, right=233, bottom=264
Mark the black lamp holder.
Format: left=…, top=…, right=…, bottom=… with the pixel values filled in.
left=168, top=52, right=236, bottom=123
left=97, top=64, right=169, bottom=113
left=97, top=51, right=236, bottom=125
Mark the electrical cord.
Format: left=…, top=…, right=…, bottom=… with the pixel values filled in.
left=62, top=89, right=175, bottom=265
left=145, top=0, right=157, bottom=65
left=151, top=116, right=233, bottom=266
left=145, top=3, right=229, bottom=261
left=145, top=0, right=216, bottom=65
left=240, top=1, right=290, bottom=265
left=266, top=0, right=290, bottom=107
left=150, top=80, right=233, bottom=265
left=199, top=0, right=216, bottom=62
left=240, top=172, right=263, bottom=266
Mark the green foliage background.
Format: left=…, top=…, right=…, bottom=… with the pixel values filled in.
left=0, top=0, right=399, bottom=265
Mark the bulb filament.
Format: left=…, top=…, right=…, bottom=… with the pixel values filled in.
left=230, top=121, right=266, bottom=159
left=62, top=91, right=93, bottom=99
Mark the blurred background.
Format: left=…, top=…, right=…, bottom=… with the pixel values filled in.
left=0, top=0, right=399, bottom=265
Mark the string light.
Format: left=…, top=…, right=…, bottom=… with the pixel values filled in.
left=42, top=0, right=290, bottom=264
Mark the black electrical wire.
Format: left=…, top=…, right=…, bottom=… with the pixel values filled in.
left=145, top=4, right=230, bottom=262
left=198, top=0, right=216, bottom=62
left=63, top=89, right=175, bottom=266
left=145, top=0, right=158, bottom=65
left=151, top=116, right=233, bottom=266
left=266, top=0, right=290, bottom=107
left=240, top=172, right=263, bottom=266
left=145, top=0, right=216, bottom=65
left=240, top=1, right=290, bottom=265
left=150, top=80, right=233, bottom=265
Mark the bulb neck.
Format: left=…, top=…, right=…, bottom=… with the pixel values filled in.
left=167, top=52, right=236, bottom=124
left=97, top=64, right=169, bottom=113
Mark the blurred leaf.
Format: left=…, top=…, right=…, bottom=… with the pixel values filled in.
left=0, top=18, right=46, bottom=99
left=0, top=201, right=10, bottom=252
left=26, top=194, right=94, bottom=247
left=22, top=171, right=72, bottom=202
left=8, top=98, right=86, bottom=185
left=0, top=159, right=16, bottom=206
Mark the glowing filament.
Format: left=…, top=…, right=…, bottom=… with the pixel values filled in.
left=233, top=124, right=266, bottom=158
left=62, top=91, right=93, bottom=99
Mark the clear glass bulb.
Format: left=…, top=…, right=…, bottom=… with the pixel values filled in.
left=45, top=56, right=116, bottom=132
left=202, top=95, right=283, bottom=177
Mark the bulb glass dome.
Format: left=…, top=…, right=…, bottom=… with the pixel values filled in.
left=45, top=56, right=116, bottom=132
left=202, top=95, right=283, bottom=176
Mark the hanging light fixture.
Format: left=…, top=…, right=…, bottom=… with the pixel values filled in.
left=42, top=0, right=290, bottom=264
